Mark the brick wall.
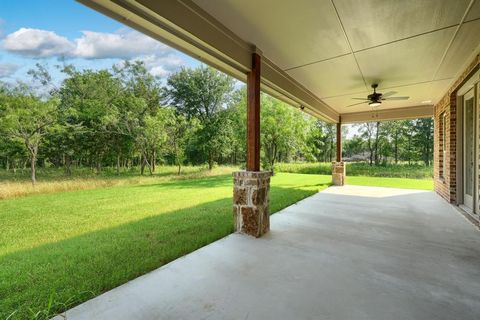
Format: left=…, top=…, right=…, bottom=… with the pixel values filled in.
left=434, top=94, right=453, bottom=201
left=433, top=54, right=479, bottom=203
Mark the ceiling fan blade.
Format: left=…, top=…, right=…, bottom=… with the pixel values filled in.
left=345, top=101, right=367, bottom=107
left=383, top=96, right=409, bottom=100
left=381, top=91, right=397, bottom=98
left=351, top=98, right=369, bottom=100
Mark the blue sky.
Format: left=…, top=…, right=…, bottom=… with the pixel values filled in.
left=0, top=0, right=200, bottom=84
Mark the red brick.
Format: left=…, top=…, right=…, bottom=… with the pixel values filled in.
left=434, top=54, right=479, bottom=204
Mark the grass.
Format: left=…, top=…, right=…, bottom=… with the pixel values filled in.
left=346, top=175, right=433, bottom=190
left=0, top=166, right=236, bottom=200
left=0, top=172, right=329, bottom=320
left=0, top=165, right=213, bottom=182
left=274, top=162, right=433, bottom=179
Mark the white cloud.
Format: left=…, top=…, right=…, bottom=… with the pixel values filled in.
left=0, top=63, right=19, bottom=78
left=2, top=28, right=74, bottom=58
left=1, top=28, right=186, bottom=77
left=134, top=53, right=184, bottom=77
left=73, top=30, right=169, bottom=59
left=2, top=28, right=177, bottom=60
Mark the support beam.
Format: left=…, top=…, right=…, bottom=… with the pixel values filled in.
left=336, top=117, right=342, bottom=162
left=233, top=52, right=271, bottom=237
left=340, top=105, right=433, bottom=124
left=332, top=117, right=345, bottom=186
left=247, top=53, right=261, bottom=171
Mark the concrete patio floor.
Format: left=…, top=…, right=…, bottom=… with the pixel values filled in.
left=54, top=185, right=480, bottom=320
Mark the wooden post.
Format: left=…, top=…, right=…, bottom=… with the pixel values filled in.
left=247, top=52, right=261, bottom=171
left=233, top=51, right=272, bottom=237
left=336, top=117, right=342, bottom=162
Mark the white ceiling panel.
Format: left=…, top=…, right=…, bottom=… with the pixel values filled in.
left=322, top=91, right=370, bottom=114
left=186, top=0, right=478, bottom=116
left=334, top=0, right=470, bottom=51
left=355, top=27, right=456, bottom=89
left=325, top=80, right=453, bottom=114
left=286, top=54, right=366, bottom=98
left=436, top=19, right=480, bottom=80
left=427, top=78, right=456, bottom=102
left=466, top=0, right=480, bottom=21
left=193, top=0, right=350, bottom=70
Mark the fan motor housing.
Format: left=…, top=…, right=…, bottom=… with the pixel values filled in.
left=367, top=92, right=382, bottom=101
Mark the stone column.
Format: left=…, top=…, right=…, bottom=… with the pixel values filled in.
left=233, top=171, right=272, bottom=237
left=332, top=161, right=346, bottom=186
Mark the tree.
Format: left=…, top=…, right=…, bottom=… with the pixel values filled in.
left=0, top=61, right=435, bottom=178
left=114, top=61, right=163, bottom=174
left=343, top=135, right=364, bottom=158
left=225, top=89, right=247, bottom=165
left=142, top=110, right=169, bottom=174
left=306, top=120, right=336, bottom=162
left=382, top=120, right=406, bottom=164
left=43, top=122, right=84, bottom=175
left=0, top=86, right=28, bottom=172
left=59, top=67, right=124, bottom=173
left=166, top=66, right=235, bottom=169
left=413, top=118, right=433, bottom=166
left=1, top=87, right=58, bottom=185
left=259, top=94, right=309, bottom=169
left=164, top=108, right=198, bottom=174
left=358, top=122, right=378, bottom=165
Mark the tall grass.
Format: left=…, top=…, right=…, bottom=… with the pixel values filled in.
left=274, top=162, right=433, bottom=179
left=0, top=165, right=212, bottom=182
left=0, top=166, right=238, bottom=200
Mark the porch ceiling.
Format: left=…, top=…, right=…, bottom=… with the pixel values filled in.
left=193, top=0, right=480, bottom=113
left=79, top=0, right=480, bottom=122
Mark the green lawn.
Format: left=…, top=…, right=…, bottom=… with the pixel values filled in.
left=0, top=172, right=328, bottom=319
left=346, top=176, right=433, bottom=190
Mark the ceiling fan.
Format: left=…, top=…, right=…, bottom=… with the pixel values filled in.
left=346, top=84, right=409, bottom=108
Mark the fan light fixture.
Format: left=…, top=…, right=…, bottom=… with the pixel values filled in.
left=346, top=84, right=410, bottom=109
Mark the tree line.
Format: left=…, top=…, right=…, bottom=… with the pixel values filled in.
left=344, top=119, right=433, bottom=166
left=0, top=62, right=433, bottom=185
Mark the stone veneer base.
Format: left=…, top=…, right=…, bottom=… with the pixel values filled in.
left=332, top=161, right=346, bottom=186
left=233, top=171, right=272, bottom=237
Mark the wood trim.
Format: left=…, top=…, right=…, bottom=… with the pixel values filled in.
left=247, top=53, right=261, bottom=171
left=341, top=105, right=433, bottom=123
left=336, top=117, right=342, bottom=162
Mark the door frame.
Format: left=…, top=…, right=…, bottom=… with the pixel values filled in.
left=477, top=83, right=480, bottom=215
left=462, top=88, right=477, bottom=213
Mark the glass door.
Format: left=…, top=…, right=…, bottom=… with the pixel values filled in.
left=463, top=89, right=475, bottom=211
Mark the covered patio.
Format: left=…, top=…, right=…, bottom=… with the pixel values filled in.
left=54, top=185, right=480, bottom=320
left=56, top=0, right=480, bottom=318
left=77, top=0, right=480, bottom=233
